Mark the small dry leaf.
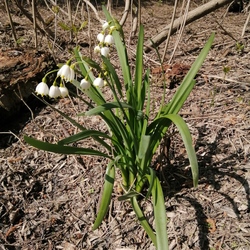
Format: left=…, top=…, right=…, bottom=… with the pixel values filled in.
left=206, top=218, right=216, bottom=233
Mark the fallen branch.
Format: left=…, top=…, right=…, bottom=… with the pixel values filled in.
left=144, top=0, right=232, bottom=52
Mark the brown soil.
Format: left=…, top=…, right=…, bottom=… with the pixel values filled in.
left=0, top=1, right=250, bottom=250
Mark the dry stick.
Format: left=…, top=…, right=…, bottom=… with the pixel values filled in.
left=161, top=0, right=178, bottom=62
left=32, top=0, right=38, bottom=48
left=129, top=0, right=139, bottom=44
left=86, top=1, right=93, bottom=59
left=14, top=0, right=55, bottom=40
left=169, top=0, right=190, bottom=63
left=119, top=0, right=130, bottom=26
left=242, top=9, right=250, bottom=37
left=67, top=0, right=73, bottom=41
left=144, top=0, right=233, bottom=52
left=4, top=0, right=18, bottom=46
left=82, top=0, right=103, bottom=23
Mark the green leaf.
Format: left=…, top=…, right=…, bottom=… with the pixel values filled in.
left=150, top=114, right=199, bottom=187
left=130, top=196, right=157, bottom=246
left=93, top=161, right=115, bottom=230
left=84, top=102, right=135, bottom=116
left=102, top=56, right=123, bottom=98
left=57, top=130, right=112, bottom=151
left=24, top=136, right=112, bottom=159
left=162, top=33, right=215, bottom=115
left=150, top=176, right=168, bottom=250
left=134, top=25, right=144, bottom=110
left=118, top=191, right=139, bottom=201
left=164, top=114, right=198, bottom=187
left=58, top=22, right=71, bottom=31
left=79, top=21, right=88, bottom=31
left=58, top=130, right=111, bottom=145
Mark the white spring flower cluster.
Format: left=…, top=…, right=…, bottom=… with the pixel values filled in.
left=36, top=63, right=74, bottom=98
left=36, top=21, right=115, bottom=97
left=94, top=21, right=115, bottom=58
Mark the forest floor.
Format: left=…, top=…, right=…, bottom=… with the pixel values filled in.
left=0, top=1, right=250, bottom=249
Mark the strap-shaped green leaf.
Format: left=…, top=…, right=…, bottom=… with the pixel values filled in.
left=130, top=196, right=157, bottom=246
left=150, top=176, right=168, bottom=250
left=24, top=136, right=112, bottom=159
left=84, top=102, right=135, bottom=116
left=93, top=161, right=115, bottom=230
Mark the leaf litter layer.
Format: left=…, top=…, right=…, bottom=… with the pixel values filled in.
left=0, top=1, right=250, bottom=249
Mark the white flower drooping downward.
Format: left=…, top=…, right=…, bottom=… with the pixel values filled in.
left=104, top=34, right=114, bottom=45
left=49, top=85, right=61, bottom=99
left=80, top=79, right=91, bottom=90
left=101, top=47, right=110, bottom=57
left=93, top=77, right=104, bottom=88
left=97, top=33, right=105, bottom=43
left=59, top=85, right=69, bottom=97
left=36, top=81, right=49, bottom=96
left=57, top=64, right=75, bottom=82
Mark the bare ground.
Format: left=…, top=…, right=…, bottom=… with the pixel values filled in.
left=0, top=1, right=250, bottom=250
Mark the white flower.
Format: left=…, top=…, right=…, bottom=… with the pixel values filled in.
left=101, top=47, right=109, bottom=57
left=104, top=34, right=114, bottom=45
left=102, top=21, right=109, bottom=30
left=49, top=85, right=61, bottom=98
left=97, top=33, right=104, bottom=43
left=80, top=79, right=91, bottom=89
left=57, top=64, right=75, bottom=82
left=35, top=81, right=49, bottom=96
left=59, top=85, right=69, bottom=97
left=94, top=45, right=101, bottom=54
left=93, top=77, right=104, bottom=87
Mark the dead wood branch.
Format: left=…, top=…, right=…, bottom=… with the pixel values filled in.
left=144, top=0, right=232, bottom=52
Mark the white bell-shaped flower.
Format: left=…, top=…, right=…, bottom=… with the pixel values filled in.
left=97, top=33, right=105, bottom=43
left=57, top=64, right=75, bottom=82
left=49, top=85, right=61, bottom=98
left=93, top=77, right=104, bottom=88
left=102, top=21, right=109, bottom=30
left=59, top=85, right=69, bottom=97
left=35, top=81, right=49, bottom=96
left=94, top=45, right=101, bottom=54
left=80, top=79, right=91, bottom=89
left=104, top=34, right=114, bottom=45
left=101, top=47, right=110, bottom=57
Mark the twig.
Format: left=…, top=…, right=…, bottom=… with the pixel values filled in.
left=242, top=9, right=250, bottom=37
left=4, top=0, right=18, bottom=46
left=161, top=0, right=178, bottom=62
left=32, top=0, right=38, bottom=48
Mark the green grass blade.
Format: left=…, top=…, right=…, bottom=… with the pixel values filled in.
left=58, top=130, right=112, bottom=145
left=161, top=114, right=199, bottom=187
left=150, top=176, right=168, bottom=250
left=57, top=130, right=112, bottom=151
left=93, top=161, right=115, bottom=230
left=134, top=25, right=144, bottom=110
left=24, top=136, right=112, bottom=159
left=84, top=102, right=135, bottom=116
left=130, top=196, right=157, bottom=246
left=103, top=7, right=132, bottom=102
left=163, top=33, right=215, bottom=115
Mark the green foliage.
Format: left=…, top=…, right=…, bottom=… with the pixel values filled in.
left=24, top=6, right=214, bottom=249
